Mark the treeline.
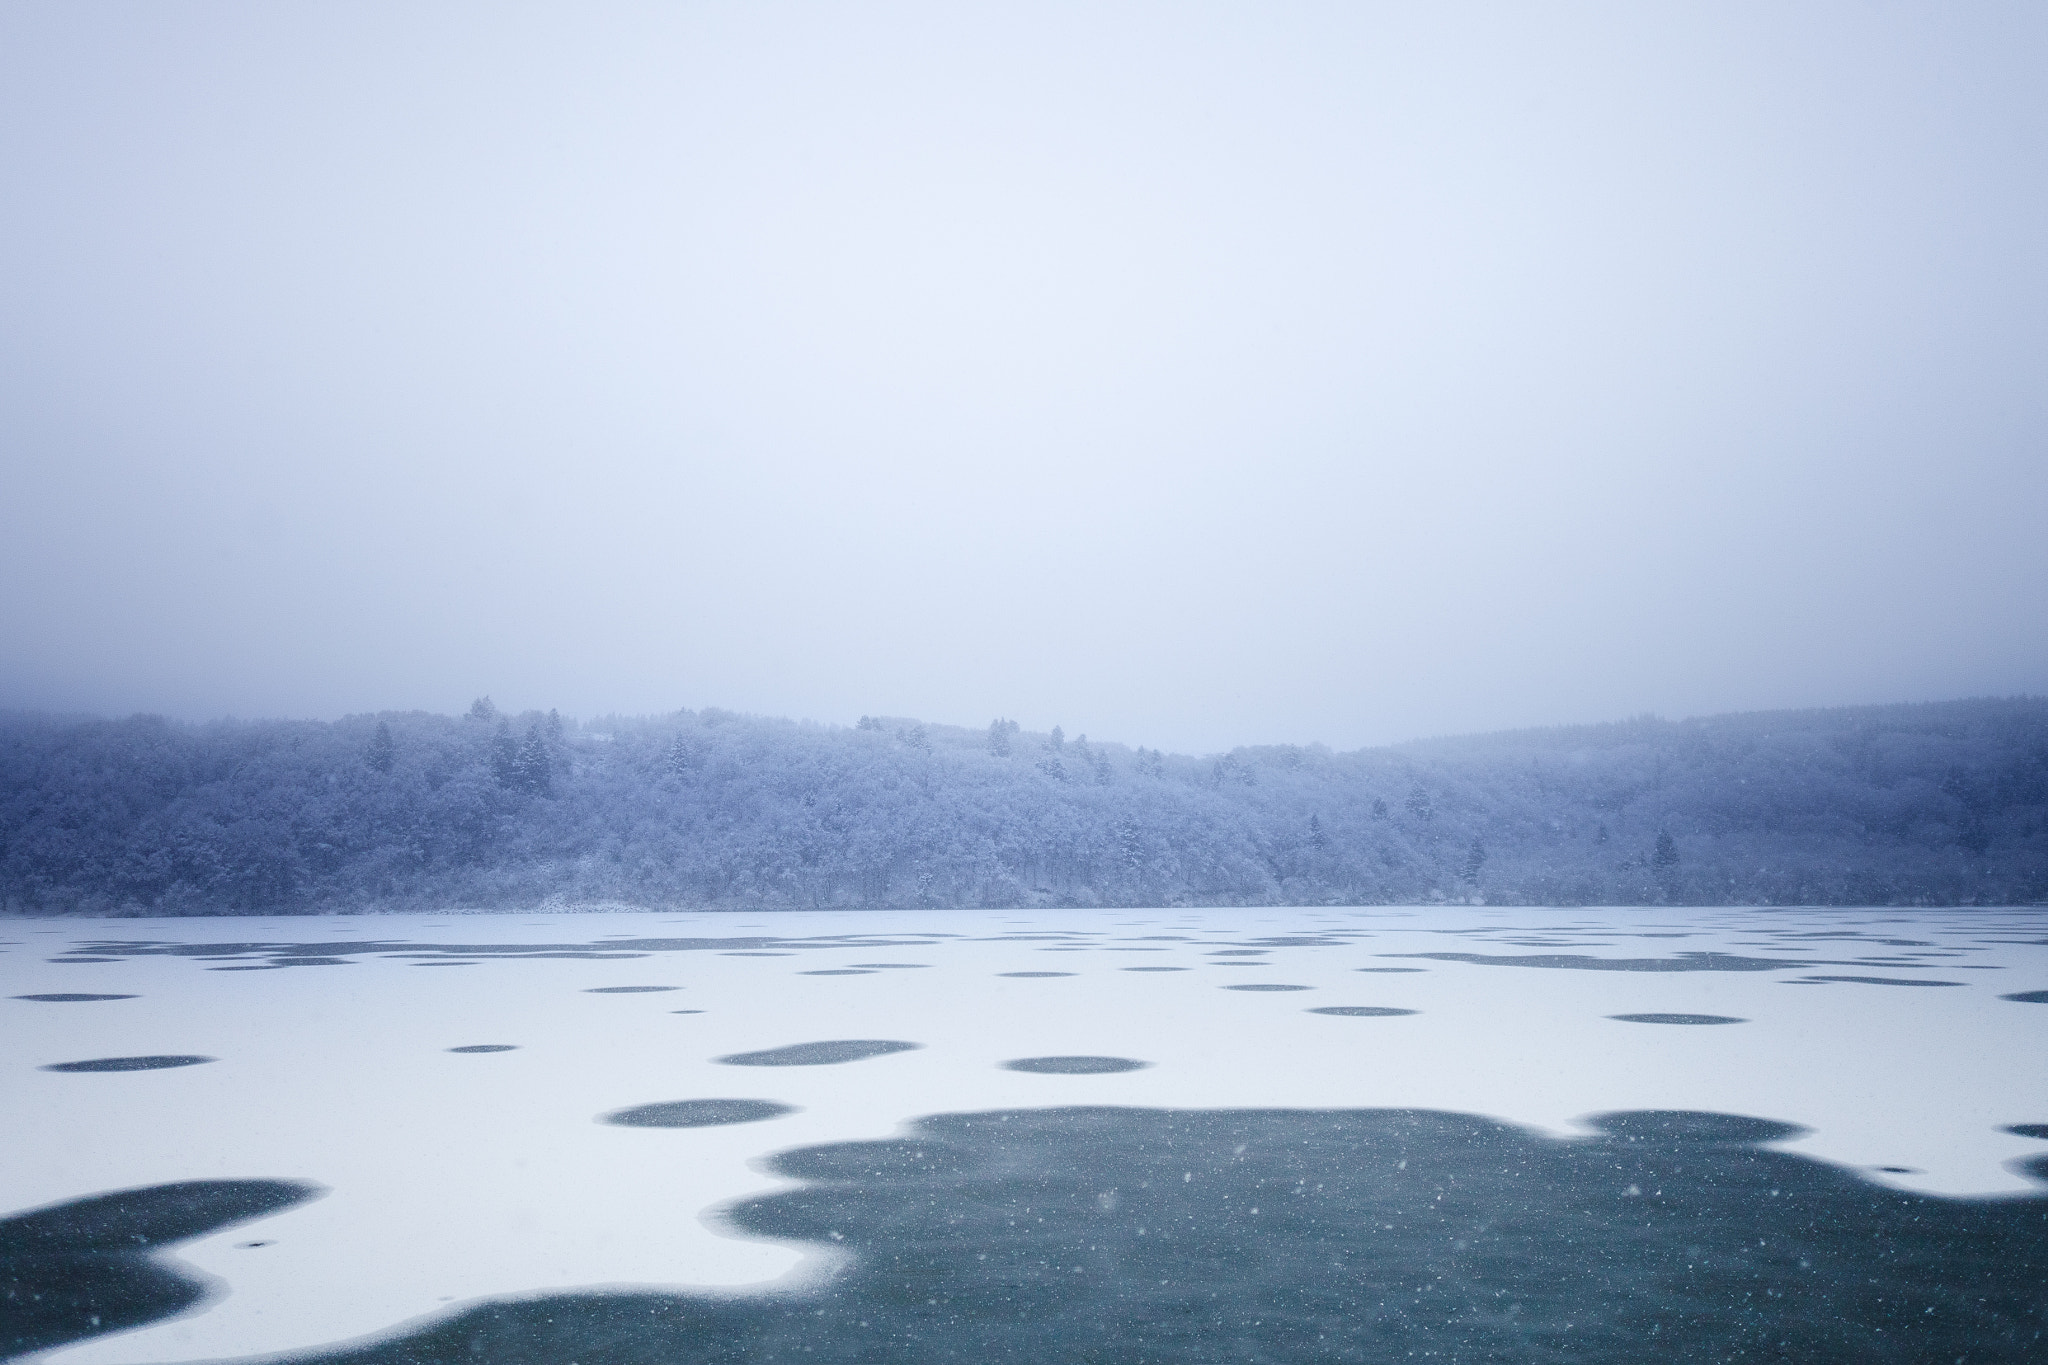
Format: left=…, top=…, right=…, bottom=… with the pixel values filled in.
left=1, top=696, right=2044, bottom=914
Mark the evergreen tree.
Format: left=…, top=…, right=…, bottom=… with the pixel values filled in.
left=365, top=721, right=395, bottom=774
left=1653, top=831, right=1679, bottom=870
left=490, top=720, right=521, bottom=787
left=1370, top=797, right=1389, bottom=820
left=467, top=696, right=498, bottom=723
left=1462, top=839, right=1487, bottom=884
left=1405, top=786, right=1434, bottom=820
left=986, top=719, right=1015, bottom=757
left=516, top=723, right=553, bottom=796
left=1309, top=814, right=1328, bottom=849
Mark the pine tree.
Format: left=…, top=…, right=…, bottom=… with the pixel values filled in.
left=1462, top=839, right=1487, bottom=884
left=467, top=696, right=498, bottom=723
left=986, top=719, right=1015, bottom=757
left=489, top=721, right=521, bottom=787
left=1653, top=831, right=1679, bottom=870
left=365, top=721, right=395, bottom=774
left=1309, top=814, right=1328, bottom=849
left=517, top=723, right=553, bottom=796
left=1405, top=786, right=1434, bottom=820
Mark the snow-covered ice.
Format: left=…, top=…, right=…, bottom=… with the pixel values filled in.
left=5, top=904, right=2047, bottom=1363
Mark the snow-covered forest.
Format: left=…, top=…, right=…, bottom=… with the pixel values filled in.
left=2, top=697, right=2042, bottom=914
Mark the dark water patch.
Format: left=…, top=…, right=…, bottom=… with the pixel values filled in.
left=51, top=935, right=941, bottom=972
left=800, top=969, right=875, bottom=975
left=670, top=1009, right=705, bottom=1014
left=489, top=951, right=653, bottom=960
left=1875, top=1167, right=1922, bottom=1174
left=1208, top=949, right=1268, bottom=956
left=602, top=1099, right=797, bottom=1129
left=284, top=1104, right=2048, bottom=1365
left=847, top=963, right=930, bottom=968
left=716, top=1040, right=922, bottom=1067
left=0, top=1178, right=321, bottom=1360
left=412, top=961, right=476, bottom=966
left=1000, top=1056, right=1150, bottom=1074
left=1308, top=1006, right=1418, bottom=1017
left=447, top=1045, right=518, bottom=1054
left=2006, top=1125, right=2048, bottom=1140
left=1775, top=934, right=1936, bottom=946
left=584, top=986, right=679, bottom=993
left=2001, top=990, right=2048, bottom=1003
left=47, top=958, right=121, bottom=964
left=1122, top=966, right=1189, bottom=972
left=12, top=994, right=136, bottom=1002
left=41, top=1055, right=215, bottom=1073
left=1220, top=936, right=1352, bottom=948
left=997, top=971, right=1074, bottom=978
left=1223, top=983, right=1312, bottom=992
left=1385, top=951, right=1807, bottom=973
left=1607, top=1013, right=1748, bottom=1025
left=1790, top=976, right=1963, bottom=987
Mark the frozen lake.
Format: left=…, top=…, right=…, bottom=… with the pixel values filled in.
left=7, top=905, right=2048, bottom=1362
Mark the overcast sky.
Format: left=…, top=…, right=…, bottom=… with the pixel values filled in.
left=2, top=2, right=2044, bottom=754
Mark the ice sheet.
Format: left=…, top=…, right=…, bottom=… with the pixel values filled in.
left=4, top=904, right=2046, bottom=1363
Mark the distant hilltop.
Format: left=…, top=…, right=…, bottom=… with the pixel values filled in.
left=2, top=697, right=2043, bottom=914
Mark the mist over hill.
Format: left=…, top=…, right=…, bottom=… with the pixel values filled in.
left=2, top=698, right=2043, bottom=915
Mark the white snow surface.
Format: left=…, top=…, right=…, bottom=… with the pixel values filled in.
left=4, top=904, right=2047, bottom=1363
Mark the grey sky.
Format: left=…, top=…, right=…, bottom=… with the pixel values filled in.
left=3, top=2, right=2044, bottom=754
